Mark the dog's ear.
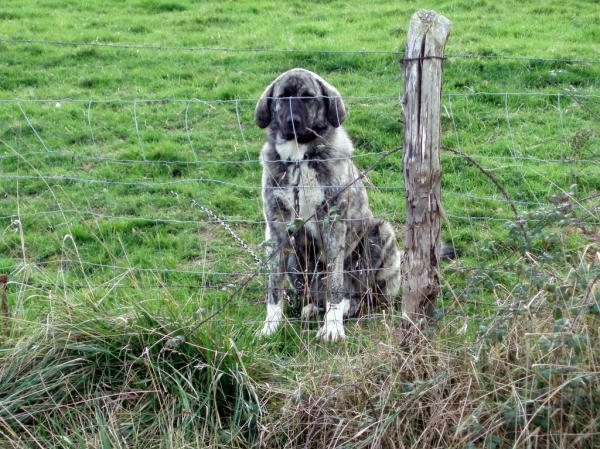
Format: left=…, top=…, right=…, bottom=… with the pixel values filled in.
left=315, top=76, right=346, bottom=127
left=254, top=80, right=275, bottom=129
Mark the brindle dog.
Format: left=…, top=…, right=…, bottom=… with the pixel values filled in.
left=255, top=68, right=401, bottom=341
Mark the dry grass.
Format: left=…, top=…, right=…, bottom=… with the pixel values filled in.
left=255, top=260, right=600, bottom=448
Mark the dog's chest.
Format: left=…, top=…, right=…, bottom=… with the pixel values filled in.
left=282, top=162, right=325, bottom=224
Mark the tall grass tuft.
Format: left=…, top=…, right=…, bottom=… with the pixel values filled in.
left=0, top=284, right=262, bottom=448
left=257, top=302, right=600, bottom=448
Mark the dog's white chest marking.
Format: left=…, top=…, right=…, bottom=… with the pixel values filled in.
left=276, top=140, right=307, bottom=162
left=296, top=165, right=325, bottom=222
left=274, top=143, right=326, bottom=228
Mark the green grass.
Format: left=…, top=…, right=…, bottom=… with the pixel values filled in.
left=1, top=0, right=600, bottom=447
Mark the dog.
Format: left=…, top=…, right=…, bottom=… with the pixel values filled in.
left=255, top=68, right=402, bottom=341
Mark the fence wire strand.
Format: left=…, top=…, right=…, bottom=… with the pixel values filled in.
left=2, top=38, right=600, bottom=64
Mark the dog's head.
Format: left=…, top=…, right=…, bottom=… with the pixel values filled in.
left=254, top=68, right=346, bottom=143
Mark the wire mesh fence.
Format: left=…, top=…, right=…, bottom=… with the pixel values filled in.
left=1, top=30, right=599, bottom=338
left=1, top=87, right=599, bottom=318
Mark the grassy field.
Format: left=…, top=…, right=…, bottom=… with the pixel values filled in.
left=1, top=0, right=600, bottom=447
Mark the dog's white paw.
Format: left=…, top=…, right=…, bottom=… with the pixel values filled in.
left=301, top=303, right=318, bottom=320
left=316, top=299, right=349, bottom=341
left=316, top=320, right=346, bottom=341
left=260, top=302, right=283, bottom=336
left=261, top=319, right=280, bottom=336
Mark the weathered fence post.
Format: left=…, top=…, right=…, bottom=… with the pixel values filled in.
left=401, top=10, right=451, bottom=343
left=1, top=274, right=8, bottom=332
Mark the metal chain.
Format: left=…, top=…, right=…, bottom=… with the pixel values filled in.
left=194, top=200, right=300, bottom=316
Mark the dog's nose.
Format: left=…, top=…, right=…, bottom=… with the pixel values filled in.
left=287, top=115, right=301, bottom=130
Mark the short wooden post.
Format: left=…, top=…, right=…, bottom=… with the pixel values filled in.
left=401, top=10, right=451, bottom=342
left=0, top=274, right=8, bottom=332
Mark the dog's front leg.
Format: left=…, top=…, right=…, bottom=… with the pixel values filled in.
left=316, top=220, right=350, bottom=341
left=261, top=223, right=288, bottom=336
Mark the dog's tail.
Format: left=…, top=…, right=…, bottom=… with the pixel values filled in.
left=441, top=242, right=457, bottom=261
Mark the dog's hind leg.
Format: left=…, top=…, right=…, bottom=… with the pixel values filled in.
left=341, top=220, right=401, bottom=317
left=349, top=219, right=401, bottom=314
left=369, top=220, right=402, bottom=302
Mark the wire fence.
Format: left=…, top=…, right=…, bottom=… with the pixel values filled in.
left=3, top=38, right=600, bottom=64
left=2, top=94, right=599, bottom=222
left=1, top=69, right=599, bottom=328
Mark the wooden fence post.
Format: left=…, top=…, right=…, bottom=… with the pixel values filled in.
left=401, top=10, right=451, bottom=343
left=1, top=274, right=8, bottom=332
